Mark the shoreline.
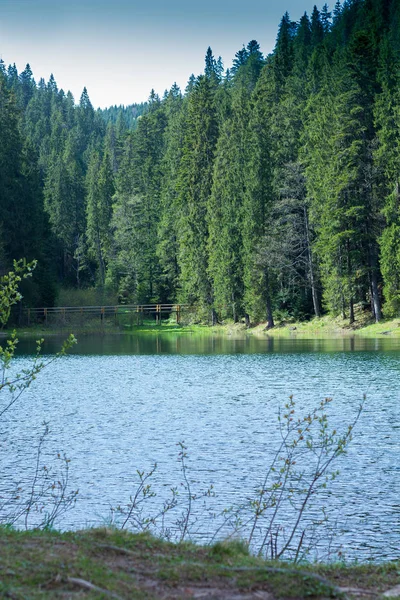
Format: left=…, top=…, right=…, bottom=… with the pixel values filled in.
left=1, top=527, right=399, bottom=599
left=2, top=314, right=400, bottom=339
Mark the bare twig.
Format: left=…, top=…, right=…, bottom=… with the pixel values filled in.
left=66, top=576, right=123, bottom=599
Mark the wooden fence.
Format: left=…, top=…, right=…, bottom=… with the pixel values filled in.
left=20, top=304, right=187, bottom=327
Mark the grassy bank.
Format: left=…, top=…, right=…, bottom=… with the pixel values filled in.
left=246, top=314, right=400, bottom=339
left=3, top=309, right=400, bottom=339
left=0, top=527, right=399, bottom=599
left=158, top=313, right=400, bottom=339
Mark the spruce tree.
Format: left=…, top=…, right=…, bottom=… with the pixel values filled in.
left=156, top=84, right=185, bottom=301
left=375, top=37, right=400, bottom=314
left=109, top=95, right=167, bottom=302
left=242, top=64, right=276, bottom=327
left=86, top=148, right=115, bottom=285
left=176, top=75, right=218, bottom=308
left=303, top=50, right=376, bottom=323
left=207, top=95, right=248, bottom=321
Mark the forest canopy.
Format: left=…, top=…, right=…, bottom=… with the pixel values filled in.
left=1, top=0, right=399, bottom=325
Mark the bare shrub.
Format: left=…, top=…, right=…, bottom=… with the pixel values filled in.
left=0, top=260, right=78, bottom=529
left=111, top=396, right=363, bottom=561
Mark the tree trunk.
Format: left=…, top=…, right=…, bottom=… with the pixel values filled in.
left=363, top=170, right=383, bottom=322
left=346, top=240, right=355, bottom=325
left=95, top=229, right=105, bottom=287
left=98, top=250, right=105, bottom=287
left=341, top=295, right=346, bottom=320
left=266, top=295, right=274, bottom=329
left=76, top=254, right=80, bottom=289
left=368, top=242, right=382, bottom=322
left=304, top=205, right=320, bottom=317
left=63, top=248, right=68, bottom=281
left=149, top=263, right=153, bottom=301
left=232, top=293, right=238, bottom=323
left=349, top=298, right=355, bottom=325
left=265, top=269, right=274, bottom=329
left=232, top=304, right=237, bottom=323
left=245, top=313, right=250, bottom=328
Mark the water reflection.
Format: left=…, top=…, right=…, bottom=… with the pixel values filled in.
left=14, top=332, right=400, bottom=356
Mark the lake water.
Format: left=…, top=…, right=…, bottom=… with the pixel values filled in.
left=2, top=333, right=400, bottom=561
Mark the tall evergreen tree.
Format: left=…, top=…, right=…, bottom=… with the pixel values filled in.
left=18, top=64, right=35, bottom=108
left=86, top=148, right=115, bottom=285
left=109, top=95, right=167, bottom=302
left=208, top=91, right=249, bottom=321
left=375, top=37, right=400, bottom=314
left=242, top=65, right=276, bottom=327
left=303, top=51, right=379, bottom=322
left=156, top=84, right=185, bottom=301
left=311, top=6, right=324, bottom=46
left=176, top=76, right=218, bottom=308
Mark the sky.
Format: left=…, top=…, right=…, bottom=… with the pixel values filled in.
left=0, top=0, right=318, bottom=109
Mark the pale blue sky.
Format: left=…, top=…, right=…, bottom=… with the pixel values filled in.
left=0, top=0, right=321, bottom=108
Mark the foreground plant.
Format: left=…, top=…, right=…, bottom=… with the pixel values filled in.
left=113, top=396, right=363, bottom=561
left=111, top=441, right=215, bottom=542
left=242, top=395, right=363, bottom=560
left=0, top=260, right=77, bottom=528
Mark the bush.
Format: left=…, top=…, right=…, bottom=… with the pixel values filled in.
left=0, top=260, right=78, bottom=529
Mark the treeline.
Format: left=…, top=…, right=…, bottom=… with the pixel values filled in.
left=101, top=103, right=148, bottom=129
left=1, top=0, right=400, bottom=325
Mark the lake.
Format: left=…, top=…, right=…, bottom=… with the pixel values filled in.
left=2, top=333, right=400, bottom=561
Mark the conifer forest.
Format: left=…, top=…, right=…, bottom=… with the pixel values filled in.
left=1, top=0, right=400, bottom=326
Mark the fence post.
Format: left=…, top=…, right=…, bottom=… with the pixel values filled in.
left=157, top=304, right=161, bottom=325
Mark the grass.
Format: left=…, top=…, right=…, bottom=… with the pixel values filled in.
left=211, top=305, right=400, bottom=339
left=250, top=313, right=400, bottom=339
left=0, top=527, right=399, bottom=599
left=4, top=303, right=400, bottom=339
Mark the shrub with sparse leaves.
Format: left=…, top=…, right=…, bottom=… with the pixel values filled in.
left=0, top=260, right=78, bottom=529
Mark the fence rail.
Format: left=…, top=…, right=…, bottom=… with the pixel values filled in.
left=21, top=304, right=188, bottom=327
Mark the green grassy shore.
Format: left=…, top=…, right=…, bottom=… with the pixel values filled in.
left=243, top=313, right=400, bottom=339
left=4, top=311, right=400, bottom=339
left=0, top=527, right=399, bottom=599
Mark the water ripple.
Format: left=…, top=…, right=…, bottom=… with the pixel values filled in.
left=2, top=335, right=400, bottom=561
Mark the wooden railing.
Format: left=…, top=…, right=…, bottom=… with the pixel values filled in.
left=21, top=304, right=187, bottom=327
